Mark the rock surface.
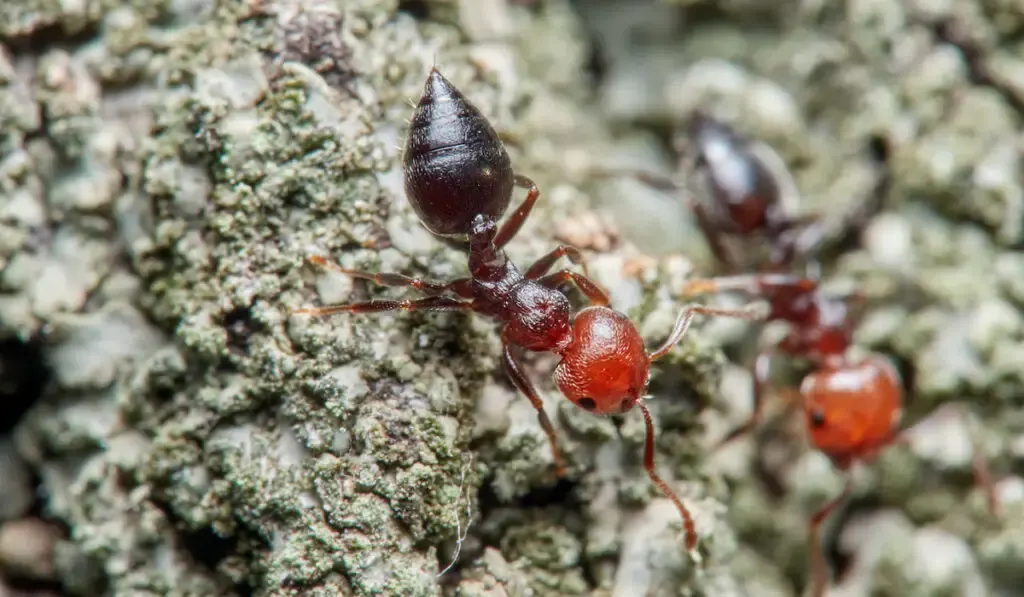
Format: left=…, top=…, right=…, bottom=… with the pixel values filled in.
left=0, top=0, right=1020, bottom=596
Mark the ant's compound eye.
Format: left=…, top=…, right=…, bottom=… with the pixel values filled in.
left=577, top=397, right=597, bottom=411
left=810, top=408, right=826, bottom=427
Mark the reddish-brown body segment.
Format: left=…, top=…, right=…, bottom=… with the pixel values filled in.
left=554, top=307, right=650, bottom=416
left=801, top=356, right=903, bottom=469
left=295, top=68, right=764, bottom=557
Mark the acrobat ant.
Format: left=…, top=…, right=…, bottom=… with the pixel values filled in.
left=294, top=67, right=764, bottom=554
left=594, top=114, right=887, bottom=276
left=682, top=273, right=998, bottom=596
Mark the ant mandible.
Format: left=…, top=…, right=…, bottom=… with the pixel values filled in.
left=595, top=114, right=886, bottom=276
left=293, top=68, right=763, bottom=554
left=683, top=273, right=998, bottom=597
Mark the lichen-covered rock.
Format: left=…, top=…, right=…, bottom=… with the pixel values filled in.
left=3, top=0, right=1022, bottom=596
left=2, top=0, right=741, bottom=595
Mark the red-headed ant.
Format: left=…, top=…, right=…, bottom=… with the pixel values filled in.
left=294, top=68, right=764, bottom=554
left=682, top=273, right=998, bottom=596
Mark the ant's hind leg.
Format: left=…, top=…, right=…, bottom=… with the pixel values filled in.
left=493, top=174, right=541, bottom=249
left=714, top=350, right=774, bottom=450
left=502, top=345, right=567, bottom=477
left=525, top=244, right=590, bottom=279
left=589, top=167, right=682, bottom=193
left=894, top=403, right=1002, bottom=517
left=788, top=170, right=892, bottom=271
left=690, top=200, right=739, bottom=273
left=808, top=477, right=853, bottom=597
left=295, top=295, right=474, bottom=317
left=305, top=255, right=474, bottom=298
left=535, top=270, right=610, bottom=307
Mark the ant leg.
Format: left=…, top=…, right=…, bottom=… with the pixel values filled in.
left=589, top=167, right=682, bottom=193
left=305, top=255, right=474, bottom=298
left=493, top=174, right=540, bottom=249
left=766, top=216, right=820, bottom=274
left=295, top=295, right=474, bottom=316
left=809, top=477, right=854, bottom=597
left=502, top=344, right=567, bottom=477
left=593, top=167, right=740, bottom=271
left=894, top=403, right=1001, bottom=516
left=647, top=302, right=767, bottom=362
left=973, top=445, right=1000, bottom=517
left=690, top=200, right=739, bottom=272
left=714, top=350, right=774, bottom=450
left=680, top=272, right=816, bottom=298
left=525, top=244, right=590, bottom=279
left=637, top=402, right=700, bottom=554
left=535, top=270, right=610, bottom=307
left=789, top=171, right=891, bottom=267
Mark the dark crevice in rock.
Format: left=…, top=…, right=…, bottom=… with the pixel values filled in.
left=3, top=575, right=65, bottom=595
left=396, top=0, right=431, bottom=20
left=152, top=498, right=256, bottom=597
left=221, top=306, right=262, bottom=357
left=0, top=337, right=51, bottom=432
left=2, top=21, right=101, bottom=56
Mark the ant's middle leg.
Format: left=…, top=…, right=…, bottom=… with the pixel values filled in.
left=588, top=167, right=682, bottom=193
left=305, top=255, right=474, bottom=298
left=690, top=199, right=739, bottom=272
left=502, top=344, right=567, bottom=477
left=893, top=403, right=1001, bottom=517
left=493, top=174, right=541, bottom=249
left=294, top=295, right=474, bottom=317
left=525, top=244, right=589, bottom=279
left=715, top=350, right=774, bottom=450
left=535, top=270, right=610, bottom=307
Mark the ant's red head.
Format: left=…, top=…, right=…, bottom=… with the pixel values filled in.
left=801, top=356, right=903, bottom=468
left=553, top=307, right=651, bottom=416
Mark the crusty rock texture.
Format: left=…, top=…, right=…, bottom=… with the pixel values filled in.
left=1, top=0, right=1020, bottom=596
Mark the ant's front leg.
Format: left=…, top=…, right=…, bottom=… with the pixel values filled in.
left=680, top=272, right=817, bottom=299
left=535, top=270, right=610, bottom=307
left=304, top=255, right=474, bottom=298
left=525, top=244, right=590, bottom=279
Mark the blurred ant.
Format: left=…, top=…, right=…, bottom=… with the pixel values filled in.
left=294, top=68, right=764, bottom=555
left=682, top=273, right=999, bottom=597
left=594, top=114, right=887, bottom=277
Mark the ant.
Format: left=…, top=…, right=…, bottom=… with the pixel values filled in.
left=594, top=114, right=887, bottom=277
left=682, top=273, right=999, bottom=597
left=293, top=67, right=764, bottom=555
